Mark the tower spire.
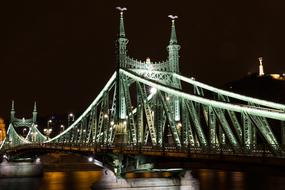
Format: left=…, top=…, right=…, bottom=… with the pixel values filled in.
left=116, top=6, right=128, bottom=69
left=33, top=101, right=37, bottom=112
left=11, top=100, right=15, bottom=111
left=167, top=15, right=181, bottom=122
left=33, top=101, right=37, bottom=123
left=10, top=100, right=15, bottom=123
left=167, top=15, right=180, bottom=73
left=116, top=7, right=127, bottom=38
left=168, top=15, right=178, bottom=44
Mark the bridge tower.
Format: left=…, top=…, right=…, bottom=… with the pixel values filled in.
left=115, top=9, right=184, bottom=146
left=10, top=100, right=15, bottom=123
left=4, top=101, right=47, bottom=147
left=116, top=7, right=128, bottom=144
left=167, top=15, right=182, bottom=121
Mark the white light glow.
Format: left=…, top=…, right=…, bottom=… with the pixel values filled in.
left=150, top=87, right=157, bottom=94
left=88, top=157, right=93, bottom=162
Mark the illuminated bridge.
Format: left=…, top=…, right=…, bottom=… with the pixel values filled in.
left=1, top=8, right=285, bottom=177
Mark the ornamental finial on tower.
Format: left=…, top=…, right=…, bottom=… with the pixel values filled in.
left=11, top=100, right=15, bottom=111
left=168, top=15, right=178, bottom=45
left=116, top=6, right=127, bottom=38
left=33, top=101, right=37, bottom=112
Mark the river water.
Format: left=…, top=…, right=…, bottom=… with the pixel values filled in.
left=0, top=168, right=284, bottom=190
left=0, top=153, right=284, bottom=190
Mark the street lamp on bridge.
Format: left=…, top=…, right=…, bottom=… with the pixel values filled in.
left=60, top=124, right=65, bottom=133
left=68, top=113, right=75, bottom=126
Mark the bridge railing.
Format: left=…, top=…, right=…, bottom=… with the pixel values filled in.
left=43, top=143, right=285, bottom=157
left=2, top=142, right=284, bottom=159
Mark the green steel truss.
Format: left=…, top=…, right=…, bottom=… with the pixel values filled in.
left=2, top=9, right=285, bottom=160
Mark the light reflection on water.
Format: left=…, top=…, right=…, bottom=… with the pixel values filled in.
left=0, top=171, right=102, bottom=190
left=0, top=169, right=284, bottom=190
left=38, top=171, right=102, bottom=190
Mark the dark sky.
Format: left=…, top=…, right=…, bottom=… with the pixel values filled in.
left=0, top=0, right=285, bottom=121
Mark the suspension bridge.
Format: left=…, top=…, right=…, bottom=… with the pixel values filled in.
left=1, top=8, right=285, bottom=177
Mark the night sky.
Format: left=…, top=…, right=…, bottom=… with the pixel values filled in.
left=0, top=0, right=285, bottom=121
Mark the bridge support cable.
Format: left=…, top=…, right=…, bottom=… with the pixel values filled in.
left=25, top=123, right=48, bottom=143
left=44, top=72, right=117, bottom=143
left=81, top=120, right=87, bottom=144
left=249, top=114, right=280, bottom=153
left=76, top=121, right=82, bottom=144
left=218, top=95, right=243, bottom=143
left=96, top=99, right=106, bottom=143
left=108, top=84, right=117, bottom=144
left=136, top=84, right=144, bottom=144
left=120, top=69, right=285, bottom=121
left=74, top=124, right=80, bottom=145
left=144, top=126, right=150, bottom=145
left=155, top=95, right=167, bottom=147
left=86, top=108, right=96, bottom=144
left=92, top=107, right=98, bottom=143
left=137, top=82, right=157, bottom=145
left=82, top=118, right=88, bottom=144
left=103, top=91, right=110, bottom=144
left=194, top=86, right=218, bottom=147
left=213, top=107, right=240, bottom=149
left=158, top=91, right=181, bottom=147
left=181, top=99, right=195, bottom=147
left=173, top=73, right=285, bottom=110
left=185, top=101, right=207, bottom=146
left=3, top=124, right=31, bottom=149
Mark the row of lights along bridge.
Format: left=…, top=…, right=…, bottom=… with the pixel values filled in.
left=22, top=113, right=75, bottom=138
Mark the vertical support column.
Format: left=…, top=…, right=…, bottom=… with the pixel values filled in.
left=209, top=106, right=216, bottom=146
left=92, top=107, right=98, bottom=143
left=119, top=78, right=127, bottom=120
left=219, top=125, right=226, bottom=145
left=252, top=125, right=257, bottom=145
left=103, top=92, right=109, bottom=144
left=186, top=101, right=207, bottom=146
left=281, top=121, right=285, bottom=145
left=174, top=96, right=180, bottom=121
left=136, top=84, right=144, bottom=144
left=242, top=112, right=252, bottom=149
left=181, top=99, right=189, bottom=146
left=155, top=95, right=165, bottom=147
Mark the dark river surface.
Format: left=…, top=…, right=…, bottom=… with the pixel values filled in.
left=0, top=169, right=284, bottom=190
left=0, top=153, right=284, bottom=190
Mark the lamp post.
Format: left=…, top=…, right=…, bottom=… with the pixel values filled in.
left=45, top=119, right=53, bottom=137
left=43, top=128, right=52, bottom=137
left=68, top=113, right=75, bottom=126
left=60, top=124, right=65, bottom=133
